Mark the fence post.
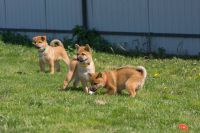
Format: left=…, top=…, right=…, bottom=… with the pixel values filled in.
left=44, top=0, right=47, bottom=34
left=3, top=0, right=7, bottom=28
left=147, top=0, right=152, bottom=53
left=82, top=0, right=88, bottom=29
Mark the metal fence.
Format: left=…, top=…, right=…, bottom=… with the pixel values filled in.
left=0, top=0, right=200, bottom=55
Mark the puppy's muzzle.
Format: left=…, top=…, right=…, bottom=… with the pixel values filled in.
left=77, top=57, right=88, bottom=63
left=89, top=86, right=98, bottom=92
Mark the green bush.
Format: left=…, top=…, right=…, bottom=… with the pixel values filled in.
left=157, top=47, right=166, bottom=58
left=0, top=27, right=117, bottom=53
left=66, top=25, right=115, bottom=53
left=0, top=31, right=32, bottom=46
left=0, top=27, right=149, bottom=57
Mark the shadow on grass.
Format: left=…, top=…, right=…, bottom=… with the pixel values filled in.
left=36, top=70, right=51, bottom=74
left=57, top=85, right=137, bottom=97
left=57, top=86, right=83, bottom=93
left=15, top=71, right=27, bottom=75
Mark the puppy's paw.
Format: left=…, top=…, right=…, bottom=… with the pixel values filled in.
left=84, top=87, right=89, bottom=93
left=50, top=72, right=54, bottom=75
left=63, top=81, right=68, bottom=89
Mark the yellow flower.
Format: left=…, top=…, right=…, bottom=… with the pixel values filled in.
left=153, top=73, right=159, bottom=78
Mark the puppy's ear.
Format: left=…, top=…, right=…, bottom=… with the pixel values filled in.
left=96, top=72, right=103, bottom=78
left=41, top=36, right=46, bottom=41
left=32, top=36, right=36, bottom=41
left=88, top=73, right=94, bottom=78
left=84, top=44, right=91, bottom=52
left=75, top=44, right=80, bottom=50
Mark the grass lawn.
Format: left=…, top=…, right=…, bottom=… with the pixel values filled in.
left=0, top=41, right=200, bottom=133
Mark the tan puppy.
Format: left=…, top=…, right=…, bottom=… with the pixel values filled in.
left=88, top=66, right=147, bottom=97
left=32, top=36, right=70, bottom=74
left=62, top=44, right=95, bottom=93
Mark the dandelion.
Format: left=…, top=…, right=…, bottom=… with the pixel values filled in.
left=153, top=72, right=159, bottom=78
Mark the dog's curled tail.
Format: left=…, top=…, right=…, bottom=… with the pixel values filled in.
left=50, top=39, right=64, bottom=47
left=136, top=66, right=147, bottom=89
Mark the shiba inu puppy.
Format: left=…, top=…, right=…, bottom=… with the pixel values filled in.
left=62, top=44, right=95, bottom=93
left=89, top=66, right=147, bottom=97
left=32, top=36, right=70, bottom=74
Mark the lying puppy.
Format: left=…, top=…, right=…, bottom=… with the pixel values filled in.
left=89, top=66, right=147, bottom=97
left=62, top=44, right=95, bottom=93
left=32, top=36, right=70, bottom=74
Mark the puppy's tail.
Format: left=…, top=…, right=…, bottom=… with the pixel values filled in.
left=136, top=66, right=147, bottom=89
left=50, top=39, right=64, bottom=47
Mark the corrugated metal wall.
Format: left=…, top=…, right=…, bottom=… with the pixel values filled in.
left=5, top=0, right=46, bottom=29
left=0, top=0, right=5, bottom=28
left=149, top=0, right=200, bottom=34
left=87, top=0, right=200, bottom=34
left=87, top=0, right=149, bottom=32
left=0, top=0, right=200, bottom=55
left=1, top=0, right=200, bottom=34
left=0, top=0, right=82, bottom=30
left=46, top=0, right=82, bottom=30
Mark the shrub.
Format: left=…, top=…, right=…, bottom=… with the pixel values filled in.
left=68, top=26, right=115, bottom=53
left=0, top=31, right=32, bottom=46
left=157, top=47, right=166, bottom=58
left=0, top=27, right=149, bottom=57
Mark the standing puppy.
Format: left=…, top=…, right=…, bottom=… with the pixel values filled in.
left=32, top=36, right=70, bottom=74
left=89, top=66, right=147, bottom=97
left=62, top=44, right=95, bottom=93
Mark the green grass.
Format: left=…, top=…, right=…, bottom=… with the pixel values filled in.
left=0, top=41, right=200, bottom=133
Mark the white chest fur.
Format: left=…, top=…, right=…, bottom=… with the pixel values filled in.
left=77, top=62, right=95, bottom=81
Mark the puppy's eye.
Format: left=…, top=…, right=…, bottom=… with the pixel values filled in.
left=81, top=53, right=85, bottom=56
left=38, top=41, right=43, bottom=43
left=93, top=83, right=98, bottom=85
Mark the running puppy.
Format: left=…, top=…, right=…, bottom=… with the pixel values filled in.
left=89, top=66, right=147, bottom=97
left=32, top=36, right=70, bottom=74
left=62, top=44, right=95, bottom=93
